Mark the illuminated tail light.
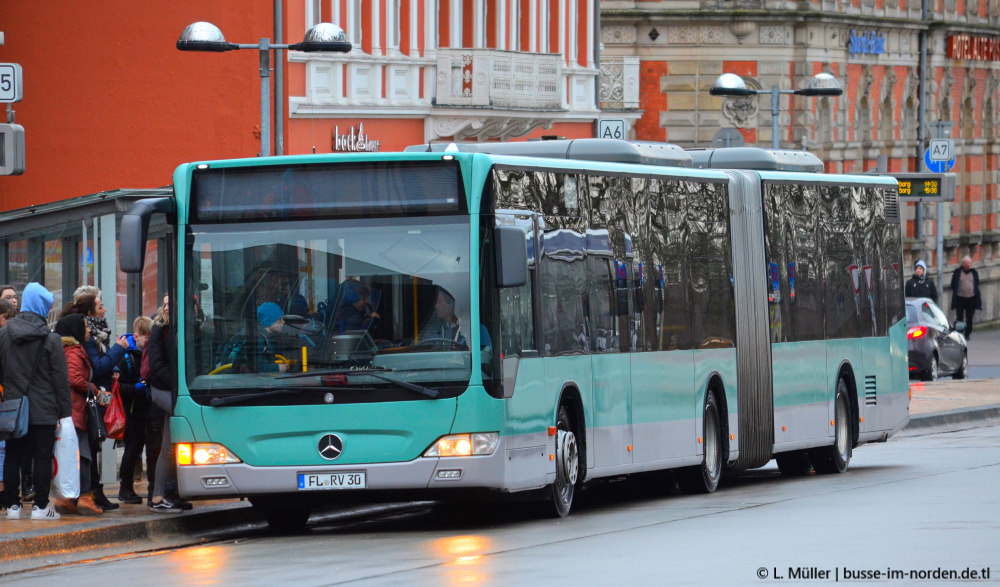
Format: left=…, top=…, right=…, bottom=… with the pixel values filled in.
left=907, top=326, right=927, bottom=340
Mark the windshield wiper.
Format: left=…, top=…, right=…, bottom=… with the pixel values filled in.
left=279, top=367, right=439, bottom=399
left=208, top=386, right=339, bottom=407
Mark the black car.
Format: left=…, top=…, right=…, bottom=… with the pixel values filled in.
left=906, top=297, right=968, bottom=381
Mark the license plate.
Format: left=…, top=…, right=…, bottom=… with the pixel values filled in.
left=297, top=472, right=366, bottom=490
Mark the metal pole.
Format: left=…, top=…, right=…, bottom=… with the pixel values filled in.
left=274, top=1, right=284, bottom=156
left=258, top=38, right=272, bottom=157
left=771, top=86, right=781, bottom=149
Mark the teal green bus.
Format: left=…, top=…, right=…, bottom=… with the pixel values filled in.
left=119, top=140, right=909, bottom=526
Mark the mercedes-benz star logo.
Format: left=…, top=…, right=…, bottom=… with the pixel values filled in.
left=318, top=434, right=344, bottom=460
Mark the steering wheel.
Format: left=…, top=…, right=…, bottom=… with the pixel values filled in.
left=416, top=337, right=467, bottom=351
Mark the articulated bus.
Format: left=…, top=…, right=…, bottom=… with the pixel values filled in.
left=119, top=139, right=908, bottom=527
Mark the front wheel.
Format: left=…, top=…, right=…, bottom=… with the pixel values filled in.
left=952, top=352, right=968, bottom=380
left=811, top=381, right=852, bottom=474
left=679, top=392, right=723, bottom=493
left=549, top=403, right=579, bottom=517
left=251, top=496, right=311, bottom=531
left=920, top=355, right=939, bottom=382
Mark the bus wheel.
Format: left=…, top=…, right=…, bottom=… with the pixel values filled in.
left=811, top=380, right=852, bottom=474
left=549, top=403, right=579, bottom=518
left=251, top=496, right=311, bottom=531
left=775, top=451, right=813, bottom=477
left=679, top=392, right=723, bottom=494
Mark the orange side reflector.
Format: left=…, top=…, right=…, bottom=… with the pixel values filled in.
left=549, top=454, right=554, bottom=461
left=830, top=420, right=835, bottom=426
left=860, top=416, right=864, bottom=422
left=781, top=426, right=787, bottom=432
left=548, top=427, right=557, bottom=436
left=627, top=445, right=632, bottom=451
left=697, top=437, right=702, bottom=444
left=730, top=434, right=735, bottom=440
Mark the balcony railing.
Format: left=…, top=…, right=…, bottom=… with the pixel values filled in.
left=436, top=49, right=563, bottom=109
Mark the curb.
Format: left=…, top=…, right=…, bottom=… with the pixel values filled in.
left=903, top=403, right=1000, bottom=431
left=0, top=501, right=259, bottom=571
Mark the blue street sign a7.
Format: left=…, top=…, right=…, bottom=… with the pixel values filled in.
left=925, top=148, right=955, bottom=173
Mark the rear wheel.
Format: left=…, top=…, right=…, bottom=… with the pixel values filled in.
left=679, top=392, right=723, bottom=493
left=811, top=381, right=852, bottom=474
left=775, top=451, right=813, bottom=477
left=549, top=403, right=580, bottom=517
left=952, top=352, right=968, bottom=380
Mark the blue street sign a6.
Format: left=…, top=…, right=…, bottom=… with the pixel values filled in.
left=925, top=148, right=955, bottom=173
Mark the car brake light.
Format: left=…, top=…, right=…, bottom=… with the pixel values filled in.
left=907, top=326, right=927, bottom=340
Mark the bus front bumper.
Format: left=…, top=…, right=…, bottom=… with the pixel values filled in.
left=177, top=443, right=510, bottom=499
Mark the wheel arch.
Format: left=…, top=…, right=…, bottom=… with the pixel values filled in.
left=835, top=361, right=860, bottom=449
left=705, top=372, right=731, bottom=468
left=557, top=382, right=587, bottom=483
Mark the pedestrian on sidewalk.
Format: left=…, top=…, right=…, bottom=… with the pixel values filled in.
left=950, top=256, right=981, bottom=340
left=53, top=313, right=103, bottom=516
left=116, top=315, right=152, bottom=504
left=2, top=285, right=36, bottom=505
left=70, top=287, right=127, bottom=512
left=904, top=260, right=937, bottom=302
left=0, top=298, right=17, bottom=498
left=0, top=283, right=72, bottom=521
left=146, top=296, right=191, bottom=513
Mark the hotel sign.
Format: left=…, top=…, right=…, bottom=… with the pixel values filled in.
left=849, top=30, right=886, bottom=57
left=947, top=34, right=1000, bottom=61
left=333, top=123, right=381, bottom=152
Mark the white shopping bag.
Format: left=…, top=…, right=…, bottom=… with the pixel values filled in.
left=51, top=416, right=81, bottom=499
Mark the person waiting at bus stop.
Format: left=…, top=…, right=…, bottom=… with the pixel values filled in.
left=950, top=255, right=981, bottom=340
left=904, top=260, right=937, bottom=302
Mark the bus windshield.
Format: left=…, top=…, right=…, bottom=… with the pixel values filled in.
left=185, top=215, right=472, bottom=404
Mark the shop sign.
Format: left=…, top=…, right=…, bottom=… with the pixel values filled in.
left=848, top=30, right=886, bottom=57
left=333, top=123, right=381, bottom=152
left=947, top=34, right=1000, bottom=61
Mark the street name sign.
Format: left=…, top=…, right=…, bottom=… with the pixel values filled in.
left=0, top=63, right=23, bottom=103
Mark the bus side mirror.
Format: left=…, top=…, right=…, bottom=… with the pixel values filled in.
left=494, top=226, right=528, bottom=288
left=120, top=197, right=175, bottom=273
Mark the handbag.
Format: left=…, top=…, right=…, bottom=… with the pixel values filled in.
left=86, top=387, right=108, bottom=445
left=150, top=385, right=174, bottom=415
left=104, top=379, right=126, bottom=441
left=0, top=395, right=29, bottom=441
left=51, top=417, right=81, bottom=499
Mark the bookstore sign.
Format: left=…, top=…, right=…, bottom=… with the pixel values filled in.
left=333, top=123, right=381, bottom=152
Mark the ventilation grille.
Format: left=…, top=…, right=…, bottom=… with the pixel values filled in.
left=884, top=189, right=900, bottom=223
left=864, top=375, right=878, bottom=406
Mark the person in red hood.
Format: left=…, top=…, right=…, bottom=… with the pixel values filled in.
left=52, top=313, right=103, bottom=516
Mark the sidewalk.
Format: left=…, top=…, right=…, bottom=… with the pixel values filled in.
left=1, top=374, right=998, bottom=574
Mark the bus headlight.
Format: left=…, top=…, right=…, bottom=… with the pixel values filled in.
left=176, top=443, right=242, bottom=466
left=424, top=433, right=499, bottom=457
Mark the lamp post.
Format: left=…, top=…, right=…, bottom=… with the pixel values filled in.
left=178, top=21, right=351, bottom=157
left=710, top=72, right=843, bottom=149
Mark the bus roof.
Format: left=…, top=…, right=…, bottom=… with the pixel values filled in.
left=405, top=139, right=694, bottom=168
left=687, top=147, right=825, bottom=173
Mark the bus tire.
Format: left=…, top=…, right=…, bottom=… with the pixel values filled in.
left=679, top=392, right=723, bottom=494
left=811, top=380, right=852, bottom=474
left=775, top=450, right=813, bottom=476
left=549, top=402, right=580, bottom=518
left=251, top=496, right=311, bottom=531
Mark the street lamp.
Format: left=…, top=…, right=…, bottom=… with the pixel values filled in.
left=178, top=21, right=351, bottom=157
left=710, top=72, right=843, bottom=149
